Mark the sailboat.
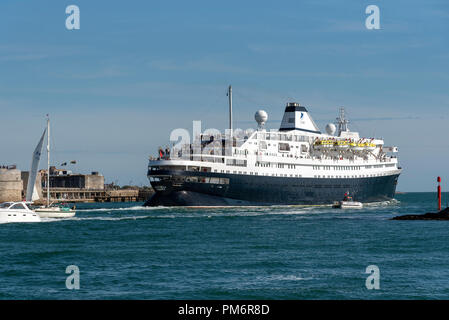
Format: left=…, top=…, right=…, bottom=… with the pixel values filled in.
left=28, top=116, right=76, bottom=218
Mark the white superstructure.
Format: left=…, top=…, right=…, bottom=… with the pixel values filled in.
left=150, top=104, right=400, bottom=182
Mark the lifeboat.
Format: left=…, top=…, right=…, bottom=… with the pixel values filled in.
left=365, top=142, right=376, bottom=151
left=354, top=143, right=365, bottom=151
left=314, top=139, right=333, bottom=150
left=313, top=140, right=323, bottom=150
left=351, top=140, right=365, bottom=152
left=323, top=140, right=334, bottom=149
left=335, top=140, right=349, bottom=149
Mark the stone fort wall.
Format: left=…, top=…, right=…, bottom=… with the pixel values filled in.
left=0, top=168, right=23, bottom=202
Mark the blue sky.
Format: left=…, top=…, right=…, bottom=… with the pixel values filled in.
left=0, top=0, right=448, bottom=191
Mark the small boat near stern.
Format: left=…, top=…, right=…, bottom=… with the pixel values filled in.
left=333, top=192, right=363, bottom=209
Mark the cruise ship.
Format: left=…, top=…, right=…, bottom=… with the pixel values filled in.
left=145, top=87, right=401, bottom=206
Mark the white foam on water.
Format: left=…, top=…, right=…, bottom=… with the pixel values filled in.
left=40, top=214, right=183, bottom=222
left=76, top=206, right=166, bottom=213
left=74, top=215, right=150, bottom=221
left=364, top=199, right=400, bottom=207
left=35, top=199, right=402, bottom=222
left=257, top=274, right=313, bottom=281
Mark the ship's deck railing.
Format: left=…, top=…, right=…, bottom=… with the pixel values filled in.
left=185, top=131, right=314, bottom=149
left=149, top=133, right=395, bottom=164
left=149, top=150, right=397, bottom=167
left=255, top=132, right=312, bottom=143
left=150, top=131, right=387, bottom=161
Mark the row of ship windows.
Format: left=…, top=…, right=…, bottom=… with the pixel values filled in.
left=212, top=169, right=390, bottom=178
left=256, top=163, right=396, bottom=170
left=313, top=165, right=362, bottom=170
left=314, top=174, right=388, bottom=178
left=254, top=163, right=392, bottom=170
left=150, top=176, right=230, bottom=184
left=150, top=163, right=396, bottom=173
left=247, top=141, right=307, bottom=150
left=254, top=133, right=310, bottom=142
left=256, top=162, right=296, bottom=169
left=214, top=170, right=303, bottom=177
left=314, top=164, right=395, bottom=170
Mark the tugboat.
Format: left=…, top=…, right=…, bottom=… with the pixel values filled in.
left=332, top=192, right=363, bottom=209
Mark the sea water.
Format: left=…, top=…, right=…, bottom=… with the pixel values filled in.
left=1, top=192, right=449, bottom=299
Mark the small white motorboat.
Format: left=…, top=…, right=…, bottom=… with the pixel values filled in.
left=0, top=202, right=41, bottom=223
left=333, top=193, right=363, bottom=209
left=333, top=200, right=363, bottom=209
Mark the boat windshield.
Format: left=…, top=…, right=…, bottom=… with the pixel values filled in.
left=0, top=202, right=12, bottom=208
left=9, top=203, right=27, bottom=210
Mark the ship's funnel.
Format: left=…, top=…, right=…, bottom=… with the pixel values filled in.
left=279, top=102, right=321, bottom=134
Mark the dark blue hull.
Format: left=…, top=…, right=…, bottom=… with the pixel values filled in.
left=145, top=169, right=400, bottom=206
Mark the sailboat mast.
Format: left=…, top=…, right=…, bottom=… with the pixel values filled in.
left=47, top=115, right=50, bottom=207
left=228, top=85, right=233, bottom=138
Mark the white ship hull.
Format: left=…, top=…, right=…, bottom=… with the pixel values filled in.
left=35, top=207, right=76, bottom=218
left=0, top=202, right=41, bottom=223
left=0, top=211, right=41, bottom=223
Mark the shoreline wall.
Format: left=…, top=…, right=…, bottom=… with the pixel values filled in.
left=0, top=168, right=23, bottom=202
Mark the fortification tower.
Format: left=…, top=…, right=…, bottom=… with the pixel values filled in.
left=0, top=166, right=23, bottom=202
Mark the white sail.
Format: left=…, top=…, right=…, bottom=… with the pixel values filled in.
left=31, top=184, right=40, bottom=202
left=26, top=129, right=46, bottom=202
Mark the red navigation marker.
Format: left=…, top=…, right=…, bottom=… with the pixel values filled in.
left=437, top=176, right=442, bottom=211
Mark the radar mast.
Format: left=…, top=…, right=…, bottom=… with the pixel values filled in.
left=336, top=107, right=349, bottom=136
